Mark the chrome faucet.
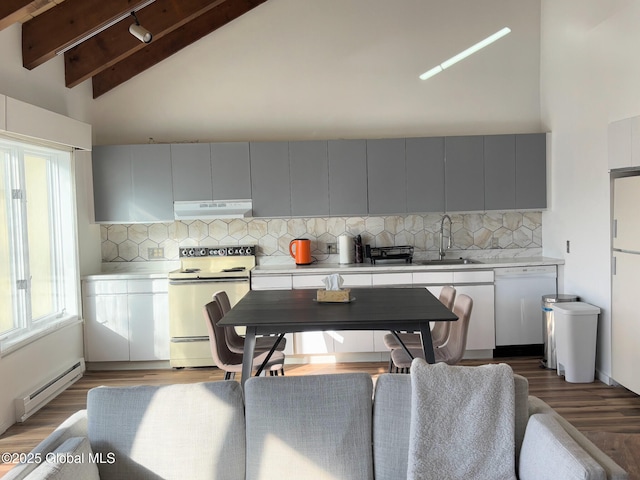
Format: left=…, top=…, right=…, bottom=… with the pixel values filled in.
left=439, top=214, right=452, bottom=260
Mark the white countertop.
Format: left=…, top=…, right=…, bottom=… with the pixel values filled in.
left=82, top=261, right=179, bottom=281
left=82, top=257, right=564, bottom=280
left=251, top=256, right=564, bottom=275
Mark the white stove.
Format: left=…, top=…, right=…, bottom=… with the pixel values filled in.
left=168, top=245, right=255, bottom=368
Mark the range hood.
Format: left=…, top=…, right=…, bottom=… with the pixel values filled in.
left=174, top=199, right=253, bottom=220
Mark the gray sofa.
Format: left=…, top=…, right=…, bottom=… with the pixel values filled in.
left=4, top=370, right=628, bottom=480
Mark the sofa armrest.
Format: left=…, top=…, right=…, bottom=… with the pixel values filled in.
left=519, top=413, right=606, bottom=480
left=528, top=396, right=628, bottom=480
left=2, top=410, right=88, bottom=480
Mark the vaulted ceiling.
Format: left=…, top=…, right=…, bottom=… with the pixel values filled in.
left=0, top=0, right=266, bottom=98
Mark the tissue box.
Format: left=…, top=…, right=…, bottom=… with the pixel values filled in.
left=316, top=288, right=351, bottom=302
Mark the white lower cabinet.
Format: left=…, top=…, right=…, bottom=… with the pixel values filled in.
left=128, top=292, right=170, bottom=361
left=454, top=284, right=495, bottom=351
left=252, top=267, right=498, bottom=356
left=291, top=273, right=374, bottom=354
left=84, top=292, right=130, bottom=362
left=83, top=278, right=170, bottom=362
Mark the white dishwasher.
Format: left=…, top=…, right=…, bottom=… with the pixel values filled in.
left=494, top=266, right=557, bottom=351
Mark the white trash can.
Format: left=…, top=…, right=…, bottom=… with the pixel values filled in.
left=554, top=302, right=600, bottom=383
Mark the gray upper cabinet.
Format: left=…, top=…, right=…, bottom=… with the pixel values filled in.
left=250, top=142, right=291, bottom=217
left=93, top=145, right=132, bottom=223
left=171, top=143, right=212, bottom=201
left=484, top=135, right=516, bottom=210
left=328, top=140, right=368, bottom=216
left=516, top=134, right=546, bottom=209
left=445, top=136, right=485, bottom=212
left=211, top=142, right=251, bottom=200
left=366, top=138, right=406, bottom=214
left=290, top=141, right=329, bottom=217
left=406, top=137, right=445, bottom=213
left=130, top=144, right=174, bottom=222
left=93, top=144, right=173, bottom=223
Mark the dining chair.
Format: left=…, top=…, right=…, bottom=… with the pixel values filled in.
left=213, top=290, right=287, bottom=354
left=389, top=293, right=473, bottom=372
left=203, top=300, right=285, bottom=380
left=382, top=286, right=456, bottom=371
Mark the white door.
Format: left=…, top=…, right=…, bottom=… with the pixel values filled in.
left=455, top=284, right=496, bottom=351
left=84, top=294, right=130, bottom=362
left=129, top=293, right=170, bottom=361
left=612, top=252, right=640, bottom=395
left=613, top=176, right=640, bottom=251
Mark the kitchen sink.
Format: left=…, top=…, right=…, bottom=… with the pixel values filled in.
left=415, top=258, right=482, bottom=266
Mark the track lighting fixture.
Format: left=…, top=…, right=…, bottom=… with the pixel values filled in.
left=129, top=11, right=152, bottom=44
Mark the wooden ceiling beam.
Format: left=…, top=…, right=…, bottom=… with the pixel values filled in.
left=92, top=0, right=266, bottom=98
left=0, top=0, right=56, bottom=31
left=22, top=0, right=153, bottom=70
left=64, top=0, right=228, bottom=88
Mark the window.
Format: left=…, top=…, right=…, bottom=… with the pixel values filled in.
left=0, top=138, right=79, bottom=354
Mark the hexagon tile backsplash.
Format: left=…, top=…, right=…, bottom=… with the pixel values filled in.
left=100, top=211, right=543, bottom=263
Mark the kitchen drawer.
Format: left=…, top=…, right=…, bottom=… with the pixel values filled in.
left=452, top=270, right=494, bottom=283
left=83, top=280, right=128, bottom=296
left=372, top=272, right=413, bottom=286
left=292, top=273, right=372, bottom=289
left=128, top=279, right=169, bottom=294
left=412, top=271, right=454, bottom=285
left=251, top=275, right=292, bottom=290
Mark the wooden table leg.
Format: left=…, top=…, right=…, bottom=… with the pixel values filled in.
left=241, top=326, right=257, bottom=389
left=419, top=322, right=436, bottom=364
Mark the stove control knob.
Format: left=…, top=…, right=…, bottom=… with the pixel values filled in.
left=187, top=248, right=195, bottom=257
left=208, top=249, right=215, bottom=256
left=199, top=248, right=207, bottom=256
left=219, top=248, right=227, bottom=256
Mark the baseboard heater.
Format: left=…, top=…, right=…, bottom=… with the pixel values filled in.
left=15, top=358, right=86, bottom=423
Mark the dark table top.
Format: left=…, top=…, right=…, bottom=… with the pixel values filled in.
left=218, top=287, right=458, bottom=333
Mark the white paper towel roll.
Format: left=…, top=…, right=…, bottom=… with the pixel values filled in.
left=338, top=235, right=355, bottom=264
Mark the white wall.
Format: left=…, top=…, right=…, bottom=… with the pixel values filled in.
left=85, top=0, right=542, bottom=145
left=0, top=325, right=84, bottom=434
left=540, top=0, right=640, bottom=380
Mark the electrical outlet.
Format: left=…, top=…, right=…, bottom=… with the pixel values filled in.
left=148, top=247, right=164, bottom=259
left=327, top=243, right=337, bottom=254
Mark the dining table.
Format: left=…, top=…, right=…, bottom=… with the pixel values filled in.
left=217, top=287, right=459, bottom=388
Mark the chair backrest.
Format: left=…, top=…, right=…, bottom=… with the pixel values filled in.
left=436, top=293, right=473, bottom=365
left=438, top=285, right=456, bottom=310
left=203, top=300, right=242, bottom=368
left=432, top=286, right=456, bottom=346
left=213, top=290, right=245, bottom=353
left=213, top=289, right=232, bottom=314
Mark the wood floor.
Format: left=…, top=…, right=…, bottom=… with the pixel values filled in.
left=1, top=357, right=640, bottom=478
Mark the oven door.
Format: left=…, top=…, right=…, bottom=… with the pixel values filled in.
left=169, top=278, right=250, bottom=338
left=168, top=277, right=250, bottom=367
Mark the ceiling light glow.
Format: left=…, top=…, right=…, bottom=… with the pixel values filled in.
left=419, top=27, right=511, bottom=81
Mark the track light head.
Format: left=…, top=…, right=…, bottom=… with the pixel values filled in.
left=129, top=12, right=152, bottom=43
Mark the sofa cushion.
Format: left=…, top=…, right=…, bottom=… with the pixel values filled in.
left=528, top=396, right=628, bottom=480
left=87, top=381, right=245, bottom=480
left=373, top=371, right=528, bottom=480
left=244, top=373, right=373, bottom=480
left=24, top=437, right=99, bottom=480
left=372, top=374, right=412, bottom=480
left=2, top=410, right=88, bottom=480
left=407, top=360, right=516, bottom=480
left=519, top=413, right=606, bottom=480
